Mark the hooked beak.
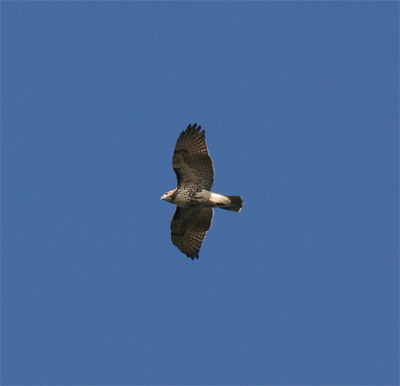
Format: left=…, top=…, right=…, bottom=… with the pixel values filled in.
left=160, top=194, right=166, bottom=200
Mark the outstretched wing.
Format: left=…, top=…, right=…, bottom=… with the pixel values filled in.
left=173, top=123, right=214, bottom=190
left=171, top=207, right=214, bottom=259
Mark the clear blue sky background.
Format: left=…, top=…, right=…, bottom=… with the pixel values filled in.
left=2, top=2, right=398, bottom=385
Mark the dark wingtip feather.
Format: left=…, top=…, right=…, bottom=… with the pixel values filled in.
left=186, top=123, right=197, bottom=131
left=180, top=123, right=203, bottom=141
left=187, top=123, right=202, bottom=131
left=186, top=251, right=199, bottom=259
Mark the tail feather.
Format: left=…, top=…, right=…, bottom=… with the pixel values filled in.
left=221, top=195, right=244, bottom=212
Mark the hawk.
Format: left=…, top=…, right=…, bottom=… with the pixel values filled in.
left=161, top=123, right=244, bottom=259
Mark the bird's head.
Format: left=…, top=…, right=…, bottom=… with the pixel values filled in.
left=160, top=189, right=177, bottom=203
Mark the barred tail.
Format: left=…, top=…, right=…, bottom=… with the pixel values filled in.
left=221, top=195, right=244, bottom=212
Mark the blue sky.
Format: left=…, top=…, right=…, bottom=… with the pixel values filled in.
left=2, top=2, right=398, bottom=385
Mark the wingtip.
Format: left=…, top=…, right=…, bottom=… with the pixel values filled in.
left=186, top=252, right=199, bottom=260
left=180, top=123, right=203, bottom=140
left=187, top=123, right=202, bottom=131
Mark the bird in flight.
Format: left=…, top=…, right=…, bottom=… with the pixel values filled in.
left=161, top=123, right=244, bottom=259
